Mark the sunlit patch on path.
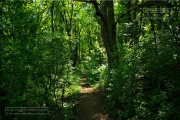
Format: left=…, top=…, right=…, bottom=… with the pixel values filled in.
left=75, top=78, right=109, bottom=120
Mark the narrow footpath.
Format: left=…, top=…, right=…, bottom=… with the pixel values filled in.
left=76, top=77, right=109, bottom=120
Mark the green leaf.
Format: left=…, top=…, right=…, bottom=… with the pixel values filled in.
left=10, top=99, right=17, bottom=105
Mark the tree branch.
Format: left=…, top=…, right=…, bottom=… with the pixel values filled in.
left=73, top=0, right=106, bottom=23
left=115, top=1, right=173, bottom=25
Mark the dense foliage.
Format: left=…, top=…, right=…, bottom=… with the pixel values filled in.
left=0, top=0, right=179, bottom=120
left=107, top=1, right=180, bottom=119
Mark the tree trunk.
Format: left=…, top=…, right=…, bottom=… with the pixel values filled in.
left=99, top=1, right=118, bottom=70
left=74, top=0, right=118, bottom=74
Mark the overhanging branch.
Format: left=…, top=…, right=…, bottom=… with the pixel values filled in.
left=73, top=0, right=106, bottom=23
left=115, top=1, right=173, bottom=25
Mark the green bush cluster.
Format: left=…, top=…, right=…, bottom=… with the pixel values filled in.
left=107, top=38, right=180, bottom=119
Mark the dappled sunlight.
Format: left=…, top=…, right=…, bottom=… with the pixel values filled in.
left=80, top=88, right=94, bottom=93
left=75, top=78, right=109, bottom=120
left=1, top=0, right=179, bottom=120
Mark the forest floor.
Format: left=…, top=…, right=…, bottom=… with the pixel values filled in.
left=74, top=77, right=109, bottom=120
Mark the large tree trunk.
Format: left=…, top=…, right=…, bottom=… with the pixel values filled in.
left=74, top=0, right=118, bottom=75
left=99, top=1, right=118, bottom=70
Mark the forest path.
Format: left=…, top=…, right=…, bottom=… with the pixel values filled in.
left=75, top=77, right=109, bottom=120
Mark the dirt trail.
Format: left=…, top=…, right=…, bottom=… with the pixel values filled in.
left=76, top=78, right=109, bottom=120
